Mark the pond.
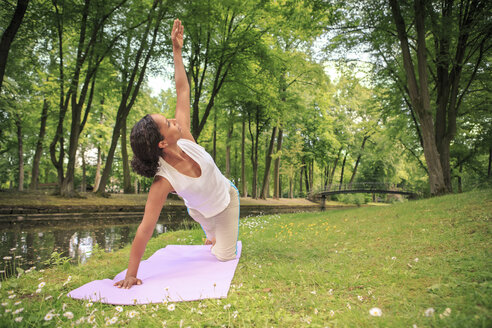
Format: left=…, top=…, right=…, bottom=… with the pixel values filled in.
left=0, top=214, right=196, bottom=279
left=0, top=204, right=322, bottom=279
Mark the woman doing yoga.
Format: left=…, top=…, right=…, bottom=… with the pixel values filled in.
left=114, top=19, right=240, bottom=289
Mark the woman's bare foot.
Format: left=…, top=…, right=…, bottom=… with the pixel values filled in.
left=205, top=238, right=216, bottom=246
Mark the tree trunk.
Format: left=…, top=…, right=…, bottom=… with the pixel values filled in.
left=260, top=126, right=277, bottom=199
left=328, top=147, right=342, bottom=191
left=30, top=98, right=49, bottom=190
left=94, top=146, right=102, bottom=192
left=15, top=115, right=24, bottom=191
left=0, top=0, right=29, bottom=92
left=97, top=120, right=122, bottom=195
left=348, top=135, right=369, bottom=188
left=339, top=152, right=347, bottom=190
left=248, top=111, right=260, bottom=199
left=80, top=148, right=86, bottom=192
left=303, top=160, right=310, bottom=193
left=273, top=127, right=283, bottom=199
left=309, top=160, right=314, bottom=191
left=121, top=118, right=133, bottom=193
left=389, top=0, right=447, bottom=195
left=225, top=124, right=233, bottom=178
left=289, top=176, right=293, bottom=198
left=299, top=167, right=303, bottom=195
left=241, top=118, right=247, bottom=197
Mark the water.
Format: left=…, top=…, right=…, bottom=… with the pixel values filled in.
left=0, top=216, right=196, bottom=278
left=0, top=204, right=322, bottom=278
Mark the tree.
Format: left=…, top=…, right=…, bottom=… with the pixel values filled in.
left=0, top=0, right=29, bottom=92
left=330, top=0, right=492, bottom=195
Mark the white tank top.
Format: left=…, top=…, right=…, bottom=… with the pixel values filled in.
left=155, top=138, right=230, bottom=218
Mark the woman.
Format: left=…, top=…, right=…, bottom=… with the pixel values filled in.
left=114, top=19, right=240, bottom=290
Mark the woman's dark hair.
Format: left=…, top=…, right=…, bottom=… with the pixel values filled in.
left=130, top=114, right=164, bottom=178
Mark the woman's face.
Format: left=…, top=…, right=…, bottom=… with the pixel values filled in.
left=150, top=114, right=182, bottom=147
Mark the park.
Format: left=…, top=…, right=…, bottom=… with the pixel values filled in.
left=0, top=0, right=491, bottom=327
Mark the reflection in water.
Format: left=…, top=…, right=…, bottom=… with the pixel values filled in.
left=0, top=216, right=195, bottom=279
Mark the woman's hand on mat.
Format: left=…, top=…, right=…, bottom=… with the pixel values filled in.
left=114, top=276, right=142, bottom=289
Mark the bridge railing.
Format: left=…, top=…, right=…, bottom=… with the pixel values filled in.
left=308, top=182, right=417, bottom=198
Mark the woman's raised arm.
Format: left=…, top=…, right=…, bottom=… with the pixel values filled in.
left=171, top=19, right=192, bottom=138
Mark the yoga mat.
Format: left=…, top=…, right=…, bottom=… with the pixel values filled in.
left=67, top=241, right=242, bottom=305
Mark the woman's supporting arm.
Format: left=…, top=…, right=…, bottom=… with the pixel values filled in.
left=114, top=176, right=172, bottom=289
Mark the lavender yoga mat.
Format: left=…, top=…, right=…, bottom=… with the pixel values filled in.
left=67, top=241, right=242, bottom=305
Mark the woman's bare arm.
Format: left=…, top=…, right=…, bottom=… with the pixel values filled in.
left=114, top=176, right=172, bottom=289
left=171, top=19, right=194, bottom=142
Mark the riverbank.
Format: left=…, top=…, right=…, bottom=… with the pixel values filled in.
left=0, top=190, right=348, bottom=220
left=0, top=189, right=489, bottom=327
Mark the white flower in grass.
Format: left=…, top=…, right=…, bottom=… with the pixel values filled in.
left=329, top=310, right=335, bottom=317
left=14, top=301, right=21, bottom=306
left=62, top=303, right=67, bottom=311
left=44, top=312, right=54, bottom=321
left=346, top=303, right=352, bottom=310
left=391, top=256, right=396, bottom=260
left=108, top=316, right=118, bottom=324
left=369, top=307, right=382, bottom=317
left=357, top=295, right=364, bottom=301
left=13, top=308, right=23, bottom=314
left=1, top=302, right=7, bottom=307
left=414, top=258, right=419, bottom=262
left=15, top=256, right=22, bottom=259
left=223, top=303, right=231, bottom=310
left=3, top=256, right=12, bottom=260
left=127, top=310, right=138, bottom=318
left=85, top=302, right=93, bottom=308
left=75, top=316, right=86, bottom=324
left=45, top=295, right=52, bottom=300
left=87, top=314, right=96, bottom=323
left=38, top=282, right=46, bottom=288
left=167, top=304, right=175, bottom=311
left=197, top=310, right=203, bottom=315
left=115, top=306, right=123, bottom=313
left=63, top=276, right=72, bottom=286
left=310, top=291, right=316, bottom=295
left=35, top=288, right=42, bottom=294
left=14, top=317, right=23, bottom=322
left=63, top=311, right=74, bottom=319
left=328, top=289, right=333, bottom=295
left=5, top=309, right=11, bottom=313
left=8, top=294, right=16, bottom=299
left=233, top=310, right=238, bottom=319
left=412, top=324, right=418, bottom=328
left=424, top=307, right=435, bottom=317
left=39, top=269, right=44, bottom=272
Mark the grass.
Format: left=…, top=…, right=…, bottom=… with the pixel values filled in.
left=0, top=189, right=490, bottom=327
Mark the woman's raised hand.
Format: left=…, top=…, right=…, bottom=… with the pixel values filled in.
left=171, top=19, right=184, bottom=50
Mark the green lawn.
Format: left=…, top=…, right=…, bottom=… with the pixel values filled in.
left=1, top=189, right=490, bottom=327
